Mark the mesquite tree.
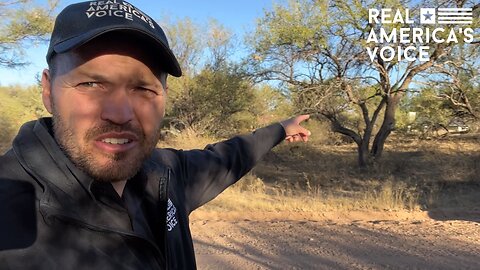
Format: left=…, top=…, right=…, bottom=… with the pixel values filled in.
left=248, top=0, right=479, bottom=166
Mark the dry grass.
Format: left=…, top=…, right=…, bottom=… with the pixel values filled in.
left=157, top=128, right=219, bottom=150
left=160, top=123, right=480, bottom=213
left=201, top=174, right=422, bottom=212
left=2, top=120, right=478, bottom=213
left=202, top=181, right=420, bottom=212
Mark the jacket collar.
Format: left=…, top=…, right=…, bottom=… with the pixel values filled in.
left=13, top=118, right=95, bottom=200
left=12, top=117, right=168, bottom=231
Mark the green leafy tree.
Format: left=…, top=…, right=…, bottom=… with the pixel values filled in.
left=411, top=45, right=480, bottom=131
left=0, top=0, right=57, bottom=68
left=162, top=18, right=261, bottom=136
left=170, top=65, right=257, bottom=136
left=0, top=85, right=49, bottom=152
left=433, top=57, right=480, bottom=121
left=248, top=0, right=479, bottom=166
left=163, top=17, right=205, bottom=76
left=406, top=88, right=451, bottom=128
left=253, top=84, right=293, bottom=125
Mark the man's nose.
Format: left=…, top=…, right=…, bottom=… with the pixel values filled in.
left=100, top=90, right=134, bottom=125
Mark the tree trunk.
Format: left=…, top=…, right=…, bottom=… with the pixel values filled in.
left=371, top=95, right=400, bottom=159
left=357, top=140, right=369, bottom=167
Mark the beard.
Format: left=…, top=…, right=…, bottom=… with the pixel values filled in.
left=51, top=109, right=161, bottom=183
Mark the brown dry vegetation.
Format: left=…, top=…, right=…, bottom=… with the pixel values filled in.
left=3, top=118, right=478, bottom=216
left=159, top=120, right=480, bottom=216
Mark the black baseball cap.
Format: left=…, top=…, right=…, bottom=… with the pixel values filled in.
left=46, top=1, right=182, bottom=77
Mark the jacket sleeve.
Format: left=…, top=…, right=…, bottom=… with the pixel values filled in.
left=181, top=123, right=286, bottom=213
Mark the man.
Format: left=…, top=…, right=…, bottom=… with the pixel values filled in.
left=0, top=1, right=310, bottom=269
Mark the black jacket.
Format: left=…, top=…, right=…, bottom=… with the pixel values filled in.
left=0, top=118, right=285, bottom=269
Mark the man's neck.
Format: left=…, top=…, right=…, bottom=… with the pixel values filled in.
left=111, top=180, right=127, bottom=197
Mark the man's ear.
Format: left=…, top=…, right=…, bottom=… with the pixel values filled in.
left=41, top=69, right=53, bottom=114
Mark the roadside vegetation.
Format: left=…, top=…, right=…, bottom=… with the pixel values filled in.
left=159, top=121, right=480, bottom=213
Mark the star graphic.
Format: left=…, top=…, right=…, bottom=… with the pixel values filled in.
left=424, top=11, right=433, bottom=20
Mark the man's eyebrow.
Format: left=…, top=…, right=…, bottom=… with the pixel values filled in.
left=137, top=80, right=163, bottom=89
left=77, top=71, right=163, bottom=89
left=76, top=71, right=109, bottom=82
left=134, top=76, right=164, bottom=89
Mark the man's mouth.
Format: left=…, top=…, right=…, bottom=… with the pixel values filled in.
left=101, top=138, right=132, bottom=145
left=94, top=132, right=139, bottom=154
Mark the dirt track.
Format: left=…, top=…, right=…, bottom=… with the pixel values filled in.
left=191, top=211, right=480, bottom=269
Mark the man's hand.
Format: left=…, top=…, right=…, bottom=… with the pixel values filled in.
left=280, top=115, right=311, bottom=143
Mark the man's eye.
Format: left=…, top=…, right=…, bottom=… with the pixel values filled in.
left=137, top=87, right=159, bottom=96
left=78, top=82, right=100, bottom=88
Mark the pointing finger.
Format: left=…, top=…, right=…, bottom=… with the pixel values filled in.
left=295, top=114, right=310, bottom=124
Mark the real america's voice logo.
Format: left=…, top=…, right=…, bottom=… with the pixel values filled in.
left=366, top=8, right=475, bottom=62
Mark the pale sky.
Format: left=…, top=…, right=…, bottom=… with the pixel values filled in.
left=0, top=0, right=280, bottom=86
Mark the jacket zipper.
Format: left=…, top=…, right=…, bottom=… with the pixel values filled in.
left=162, top=169, right=170, bottom=269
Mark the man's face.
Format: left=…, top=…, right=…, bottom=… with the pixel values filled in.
left=42, top=35, right=167, bottom=182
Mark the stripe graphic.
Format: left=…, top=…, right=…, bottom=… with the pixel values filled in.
left=437, top=8, right=472, bottom=24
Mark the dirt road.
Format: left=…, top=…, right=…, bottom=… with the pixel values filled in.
left=191, top=211, right=480, bottom=269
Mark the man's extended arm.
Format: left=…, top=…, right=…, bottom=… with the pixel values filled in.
left=178, top=115, right=311, bottom=213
